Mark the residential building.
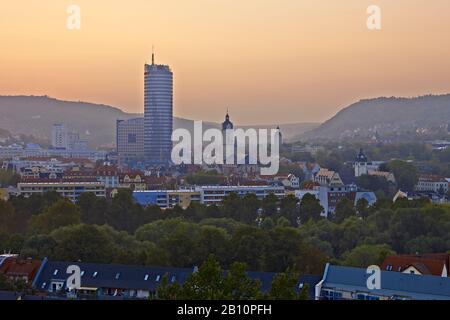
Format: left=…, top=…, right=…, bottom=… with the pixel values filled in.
left=314, top=169, right=344, bottom=187
left=144, top=54, right=173, bottom=166
left=133, top=185, right=285, bottom=208
left=295, top=183, right=375, bottom=217
left=133, top=189, right=201, bottom=209
left=0, top=257, right=42, bottom=284
left=119, top=171, right=147, bottom=191
left=17, top=180, right=106, bottom=202
left=415, top=174, right=448, bottom=194
left=367, top=169, right=396, bottom=184
left=381, top=254, right=450, bottom=277
left=316, top=263, right=450, bottom=300
left=116, top=118, right=145, bottom=167
left=199, top=185, right=285, bottom=205
left=95, top=165, right=119, bottom=188
left=32, top=259, right=321, bottom=300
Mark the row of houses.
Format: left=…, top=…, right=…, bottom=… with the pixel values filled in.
left=0, top=255, right=319, bottom=300
left=2, top=253, right=450, bottom=300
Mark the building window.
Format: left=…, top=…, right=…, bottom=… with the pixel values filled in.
left=128, top=134, right=137, bottom=144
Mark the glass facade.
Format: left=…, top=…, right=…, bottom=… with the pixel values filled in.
left=144, top=63, right=173, bottom=166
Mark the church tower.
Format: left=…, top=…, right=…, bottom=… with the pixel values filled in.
left=354, top=148, right=368, bottom=177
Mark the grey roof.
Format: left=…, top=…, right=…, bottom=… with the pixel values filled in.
left=322, top=264, right=450, bottom=300
left=34, top=260, right=321, bottom=296
left=34, top=261, right=193, bottom=292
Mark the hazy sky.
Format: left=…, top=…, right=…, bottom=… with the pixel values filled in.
left=1, top=0, right=450, bottom=124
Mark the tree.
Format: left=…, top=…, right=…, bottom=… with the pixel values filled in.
left=50, top=224, right=115, bottom=263
left=356, top=198, right=370, bottom=219
left=221, top=192, right=242, bottom=220
left=342, top=244, right=395, bottom=268
left=196, top=226, right=231, bottom=266
left=76, top=192, right=108, bottom=225
left=106, top=189, right=148, bottom=233
left=156, top=274, right=182, bottom=300
left=239, top=193, right=261, bottom=224
left=333, top=198, right=356, bottom=224
left=261, top=217, right=275, bottom=230
left=21, top=234, right=57, bottom=259
left=0, top=200, right=17, bottom=233
left=0, top=169, right=20, bottom=187
left=356, top=175, right=392, bottom=197
left=269, top=270, right=300, bottom=300
left=299, top=194, right=324, bottom=224
left=180, top=255, right=225, bottom=300
left=387, top=160, right=419, bottom=192
left=262, top=193, right=278, bottom=217
left=28, top=199, right=81, bottom=234
left=299, top=283, right=310, bottom=300
left=231, top=226, right=272, bottom=271
left=279, top=195, right=298, bottom=226
left=223, top=262, right=262, bottom=300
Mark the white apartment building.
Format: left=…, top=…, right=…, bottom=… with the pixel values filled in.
left=17, top=181, right=106, bottom=202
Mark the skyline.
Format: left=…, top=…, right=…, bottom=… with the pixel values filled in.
left=2, top=0, right=450, bottom=124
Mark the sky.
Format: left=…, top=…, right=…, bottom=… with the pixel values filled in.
left=1, top=0, right=450, bottom=125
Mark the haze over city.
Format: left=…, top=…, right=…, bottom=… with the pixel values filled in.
left=2, top=0, right=450, bottom=124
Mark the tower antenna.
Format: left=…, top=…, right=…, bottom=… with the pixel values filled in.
left=152, top=45, right=155, bottom=65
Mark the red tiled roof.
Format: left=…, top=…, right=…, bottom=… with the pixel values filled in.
left=0, top=258, right=42, bottom=282
left=381, top=254, right=450, bottom=276
left=418, top=174, right=447, bottom=183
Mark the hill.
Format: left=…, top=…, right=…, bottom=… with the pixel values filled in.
left=301, top=94, right=450, bottom=141
left=0, top=96, right=316, bottom=147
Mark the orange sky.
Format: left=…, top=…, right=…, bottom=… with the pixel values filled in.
left=1, top=0, right=450, bottom=124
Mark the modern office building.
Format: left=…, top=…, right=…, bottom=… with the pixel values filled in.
left=116, top=118, right=145, bottom=167
left=144, top=54, right=173, bottom=166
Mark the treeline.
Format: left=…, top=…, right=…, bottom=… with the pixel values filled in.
left=0, top=190, right=450, bottom=273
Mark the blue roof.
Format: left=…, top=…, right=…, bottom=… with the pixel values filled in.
left=322, top=265, right=450, bottom=300
left=354, top=191, right=377, bottom=206
left=34, top=261, right=192, bottom=291
left=33, top=260, right=321, bottom=296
